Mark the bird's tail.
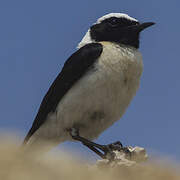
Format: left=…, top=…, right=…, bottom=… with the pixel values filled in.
left=21, top=135, right=61, bottom=155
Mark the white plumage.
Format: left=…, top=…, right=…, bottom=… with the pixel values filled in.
left=26, top=41, right=143, bottom=149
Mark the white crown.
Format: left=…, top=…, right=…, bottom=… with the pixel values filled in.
left=96, top=13, right=138, bottom=24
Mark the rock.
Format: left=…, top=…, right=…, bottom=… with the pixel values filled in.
left=96, top=146, right=148, bottom=168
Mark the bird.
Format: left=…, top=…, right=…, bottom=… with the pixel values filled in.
left=23, top=13, right=155, bottom=158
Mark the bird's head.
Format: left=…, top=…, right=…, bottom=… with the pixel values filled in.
left=78, top=13, right=155, bottom=49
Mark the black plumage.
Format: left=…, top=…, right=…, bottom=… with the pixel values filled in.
left=23, top=43, right=103, bottom=144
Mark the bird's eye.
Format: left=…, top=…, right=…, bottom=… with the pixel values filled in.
left=108, top=18, right=119, bottom=27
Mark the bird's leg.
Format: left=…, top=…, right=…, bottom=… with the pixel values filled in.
left=82, top=143, right=106, bottom=159
left=68, top=128, right=125, bottom=159
left=69, top=128, right=106, bottom=158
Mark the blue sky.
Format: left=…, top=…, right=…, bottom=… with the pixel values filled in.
left=0, top=0, right=179, bottom=160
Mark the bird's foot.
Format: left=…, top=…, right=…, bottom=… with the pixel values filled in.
left=107, top=141, right=123, bottom=150
left=107, top=141, right=131, bottom=155
left=68, top=128, right=128, bottom=160
left=102, top=141, right=131, bottom=160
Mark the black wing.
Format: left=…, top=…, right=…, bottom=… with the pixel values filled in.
left=23, top=43, right=103, bottom=144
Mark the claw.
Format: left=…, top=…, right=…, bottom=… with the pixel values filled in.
left=121, top=147, right=132, bottom=159
left=107, top=141, right=123, bottom=151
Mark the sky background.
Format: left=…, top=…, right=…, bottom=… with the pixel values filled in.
left=0, top=0, right=179, bottom=161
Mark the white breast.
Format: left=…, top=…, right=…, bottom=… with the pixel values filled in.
left=27, top=42, right=143, bottom=147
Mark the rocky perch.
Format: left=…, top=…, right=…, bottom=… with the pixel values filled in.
left=96, top=146, right=148, bottom=168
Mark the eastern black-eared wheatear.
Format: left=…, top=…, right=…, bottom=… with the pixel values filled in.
left=23, top=13, right=155, bottom=158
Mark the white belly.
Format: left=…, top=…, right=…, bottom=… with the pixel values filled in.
left=28, top=42, right=143, bottom=146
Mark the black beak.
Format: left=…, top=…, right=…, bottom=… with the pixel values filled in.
left=137, top=22, right=155, bottom=32
left=125, top=22, right=155, bottom=33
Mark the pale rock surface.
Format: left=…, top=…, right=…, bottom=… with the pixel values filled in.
left=96, top=146, right=148, bottom=168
